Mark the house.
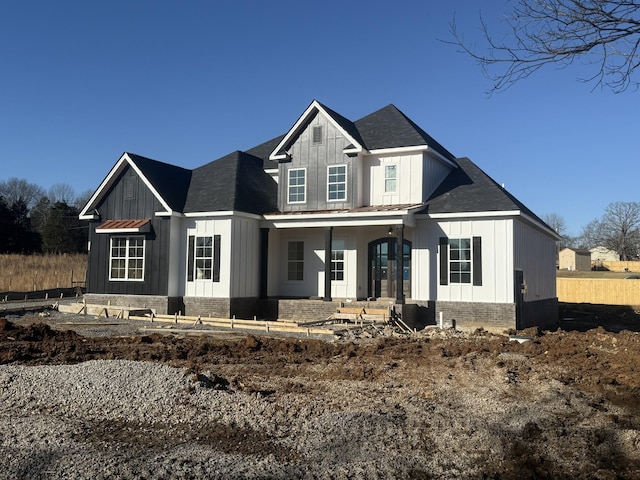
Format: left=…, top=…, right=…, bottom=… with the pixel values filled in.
left=80, top=100, right=560, bottom=331
left=590, top=246, right=619, bottom=264
left=558, top=247, right=592, bottom=271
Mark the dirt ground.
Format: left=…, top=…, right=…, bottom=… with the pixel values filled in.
left=2, top=303, right=640, bottom=478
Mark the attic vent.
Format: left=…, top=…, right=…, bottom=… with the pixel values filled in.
left=124, top=177, right=136, bottom=200
left=312, top=125, right=323, bottom=144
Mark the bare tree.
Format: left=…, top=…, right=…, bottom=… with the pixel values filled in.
left=542, top=213, right=567, bottom=236
left=449, top=1, right=640, bottom=93
left=581, top=201, right=640, bottom=260
left=74, top=189, right=94, bottom=210
left=0, top=178, right=44, bottom=210
left=48, top=183, right=76, bottom=204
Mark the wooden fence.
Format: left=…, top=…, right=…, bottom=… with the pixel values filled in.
left=557, top=278, right=640, bottom=305
left=593, top=261, right=640, bottom=272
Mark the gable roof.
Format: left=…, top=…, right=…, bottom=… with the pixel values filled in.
left=266, top=100, right=457, bottom=164
left=183, top=151, right=277, bottom=215
left=126, top=153, right=192, bottom=212
left=270, top=100, right=366, bottom=160
left=79, top=152, right=192, bottom=219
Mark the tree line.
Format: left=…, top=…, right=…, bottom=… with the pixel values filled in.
left=0, top=178, right=92, bottom=254
left=544, top=201, right=640, bottom=261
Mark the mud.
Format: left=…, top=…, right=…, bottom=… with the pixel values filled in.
left=2, top=306, right=640, bottom=478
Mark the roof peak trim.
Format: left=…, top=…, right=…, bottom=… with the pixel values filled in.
left=269, top=100, right=364, bottom=161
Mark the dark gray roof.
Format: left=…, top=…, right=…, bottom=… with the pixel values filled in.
left=183, top=151, right=277, bottom=214
left=316, top=101, right=367, bottom=149
left=127, top=153, right=192, bottom=212
left=354, top=105, right=456, bottom=161
left=245, top=134, right=285, bottom=170
left=423, top=157, right=546, bottom=226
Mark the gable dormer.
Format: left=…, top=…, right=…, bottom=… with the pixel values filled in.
left=270, top=101, right=365, bottom=212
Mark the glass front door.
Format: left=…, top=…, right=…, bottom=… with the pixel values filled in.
left=368, top=238, right=411, bottom=299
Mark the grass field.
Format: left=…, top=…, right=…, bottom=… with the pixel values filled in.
left=0, top=254, right=87, bottom=292
left=556, top=269, right=638, bottom=279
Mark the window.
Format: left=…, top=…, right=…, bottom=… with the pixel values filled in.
left=384, top=165, right=397, bottom=193
left=327, top=165, right=347, bottom=201
left=288, top=168, right=306, bottom=203
left=195, top=237, right=213, bottom=279
left=331, top=239, right=345, bottom=281
left=312, top=125, right=323, bottom=144
left=287, top=241, right=304, bottom=281
left=439, top=237, right=482, bottom=286
left=449, top=238, right=471, bottom=284
left=110, top=236, right=145, bottom=281
left=188, top=235, right=220, bottom=282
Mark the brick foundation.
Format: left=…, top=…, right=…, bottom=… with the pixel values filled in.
left=82, top=294, right=183, bottom=315
left=82, top=294, right=558, bottom=332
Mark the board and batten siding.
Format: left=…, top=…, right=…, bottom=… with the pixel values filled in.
left=363, top=152, right=453, bottom=207
left=229, top=217, right=261, bottom=298
left=363, top=152, right=422, bottom=206
left=513, top=219, right=557, bottom=301
left=278, top=112, right=355, bottom=212
left=430, top=218, right=514, bottom=304
left=86, top=165, right=171, bottom=296
left=184, top=218, right=232, bottom=298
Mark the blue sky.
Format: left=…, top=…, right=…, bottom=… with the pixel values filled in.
left=1, top=1, right=637, bottom=236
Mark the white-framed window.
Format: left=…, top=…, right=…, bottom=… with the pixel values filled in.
left=384, top=164, right=397, bottom=193
left=327, top=165, right=347, bottom=201
left=288, top=168, right=306, bottom=203
left=449, top=238, right=471, bottom=284
left=195, top=237, right=213, bottom=279
left=109, top=236, right=145, bottom=281
left=331, top=239, right=345, bottom=281
left=287, top=241, right=304, bottom=281
left=187, top=235, right=221, bottom=282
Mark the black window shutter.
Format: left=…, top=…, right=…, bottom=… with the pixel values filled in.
left=187, top=236, right=195, bottom=282
left=473, top=236, right=482, bottom=286
left=213, top=235, right=221, bottom=282
left=439, top=237, right=448, bottom=285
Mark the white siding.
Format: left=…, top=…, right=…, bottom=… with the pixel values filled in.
left=363, top=153, right=423, bottom=205
left=514, top=219, right=557, bottom=300
left=413, top=218, right=515, bottom=303
left=269, top=226, right=397, bottom=299
left=362, top=151, right=453, bottom=206
left=184, top=218, right=232, bottom=298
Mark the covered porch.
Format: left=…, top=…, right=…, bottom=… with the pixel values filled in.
left=261, top=204, right=426, bottom=304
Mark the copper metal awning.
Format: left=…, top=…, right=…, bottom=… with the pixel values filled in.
left=95, top=219, right=151, bottom=234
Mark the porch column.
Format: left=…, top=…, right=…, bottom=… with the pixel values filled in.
left=259, top=227, right=269, bottom=300
left=395, top=225, right=404, bottom=304
left=324, top=226, right=332, bottom=301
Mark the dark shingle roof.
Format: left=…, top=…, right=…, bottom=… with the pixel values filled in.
left=245, top=134, right=285, bottom=170
left=316, top=101, right=367, bottom=149
left=354, top=105, right=456, bottom=161
left=183, top=151, right=277, bottom=214
left=127, top=153, right=192, bottom=212
left=423, top=157, right=545, bottom=225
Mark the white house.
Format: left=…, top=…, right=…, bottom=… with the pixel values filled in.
left=80, top=100, right=560, bottom=330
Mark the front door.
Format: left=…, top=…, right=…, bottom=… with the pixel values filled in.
left=368, top=238, right=411, bottom=299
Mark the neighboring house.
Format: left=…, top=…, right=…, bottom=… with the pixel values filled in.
left=590, top=246, right=619, bottom=263
left=80, top=100, right=560, bottom=330
left=558, top=247, right=592, bottom=271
